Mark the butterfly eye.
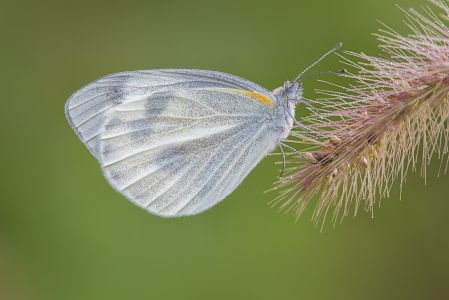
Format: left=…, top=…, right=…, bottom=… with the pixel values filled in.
left=284, top=81, right=302, bottom=102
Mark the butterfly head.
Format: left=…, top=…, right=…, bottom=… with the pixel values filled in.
left=272, top=80, right=303, bottom=105
left=284, top=80, right=303, bottom=102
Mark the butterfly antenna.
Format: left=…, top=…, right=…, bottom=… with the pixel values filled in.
left=292, top=42, right=343, bottom=85
left=300, top=69, right=346, bottom=81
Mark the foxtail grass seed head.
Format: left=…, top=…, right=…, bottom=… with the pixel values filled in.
left=273, top=0, right=449, bottom=226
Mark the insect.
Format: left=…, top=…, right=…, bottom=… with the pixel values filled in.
left=65, top=43, right=341, bottom=217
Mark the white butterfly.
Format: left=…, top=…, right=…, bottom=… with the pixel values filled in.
left=65, top=45, right=341, bottom=217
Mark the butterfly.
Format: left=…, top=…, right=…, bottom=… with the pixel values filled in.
left=65, top=44, right=341, bottom=217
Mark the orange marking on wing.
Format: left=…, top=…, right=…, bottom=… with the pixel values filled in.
left=240, top=90, right=274, bottom=106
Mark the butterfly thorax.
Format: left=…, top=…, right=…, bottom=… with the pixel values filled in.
left=272, top=81, right=303, bottom=140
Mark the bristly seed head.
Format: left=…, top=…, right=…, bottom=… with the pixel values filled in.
left=272, top=0, right=449, bottom=226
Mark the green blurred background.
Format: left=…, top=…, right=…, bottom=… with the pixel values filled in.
left=1, top=0, right=448, bottom=299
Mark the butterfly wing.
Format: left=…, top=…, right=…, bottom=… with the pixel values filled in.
left=65, top=69, right=274, bottom=159
left=65, top=69, right=282, bottom=217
